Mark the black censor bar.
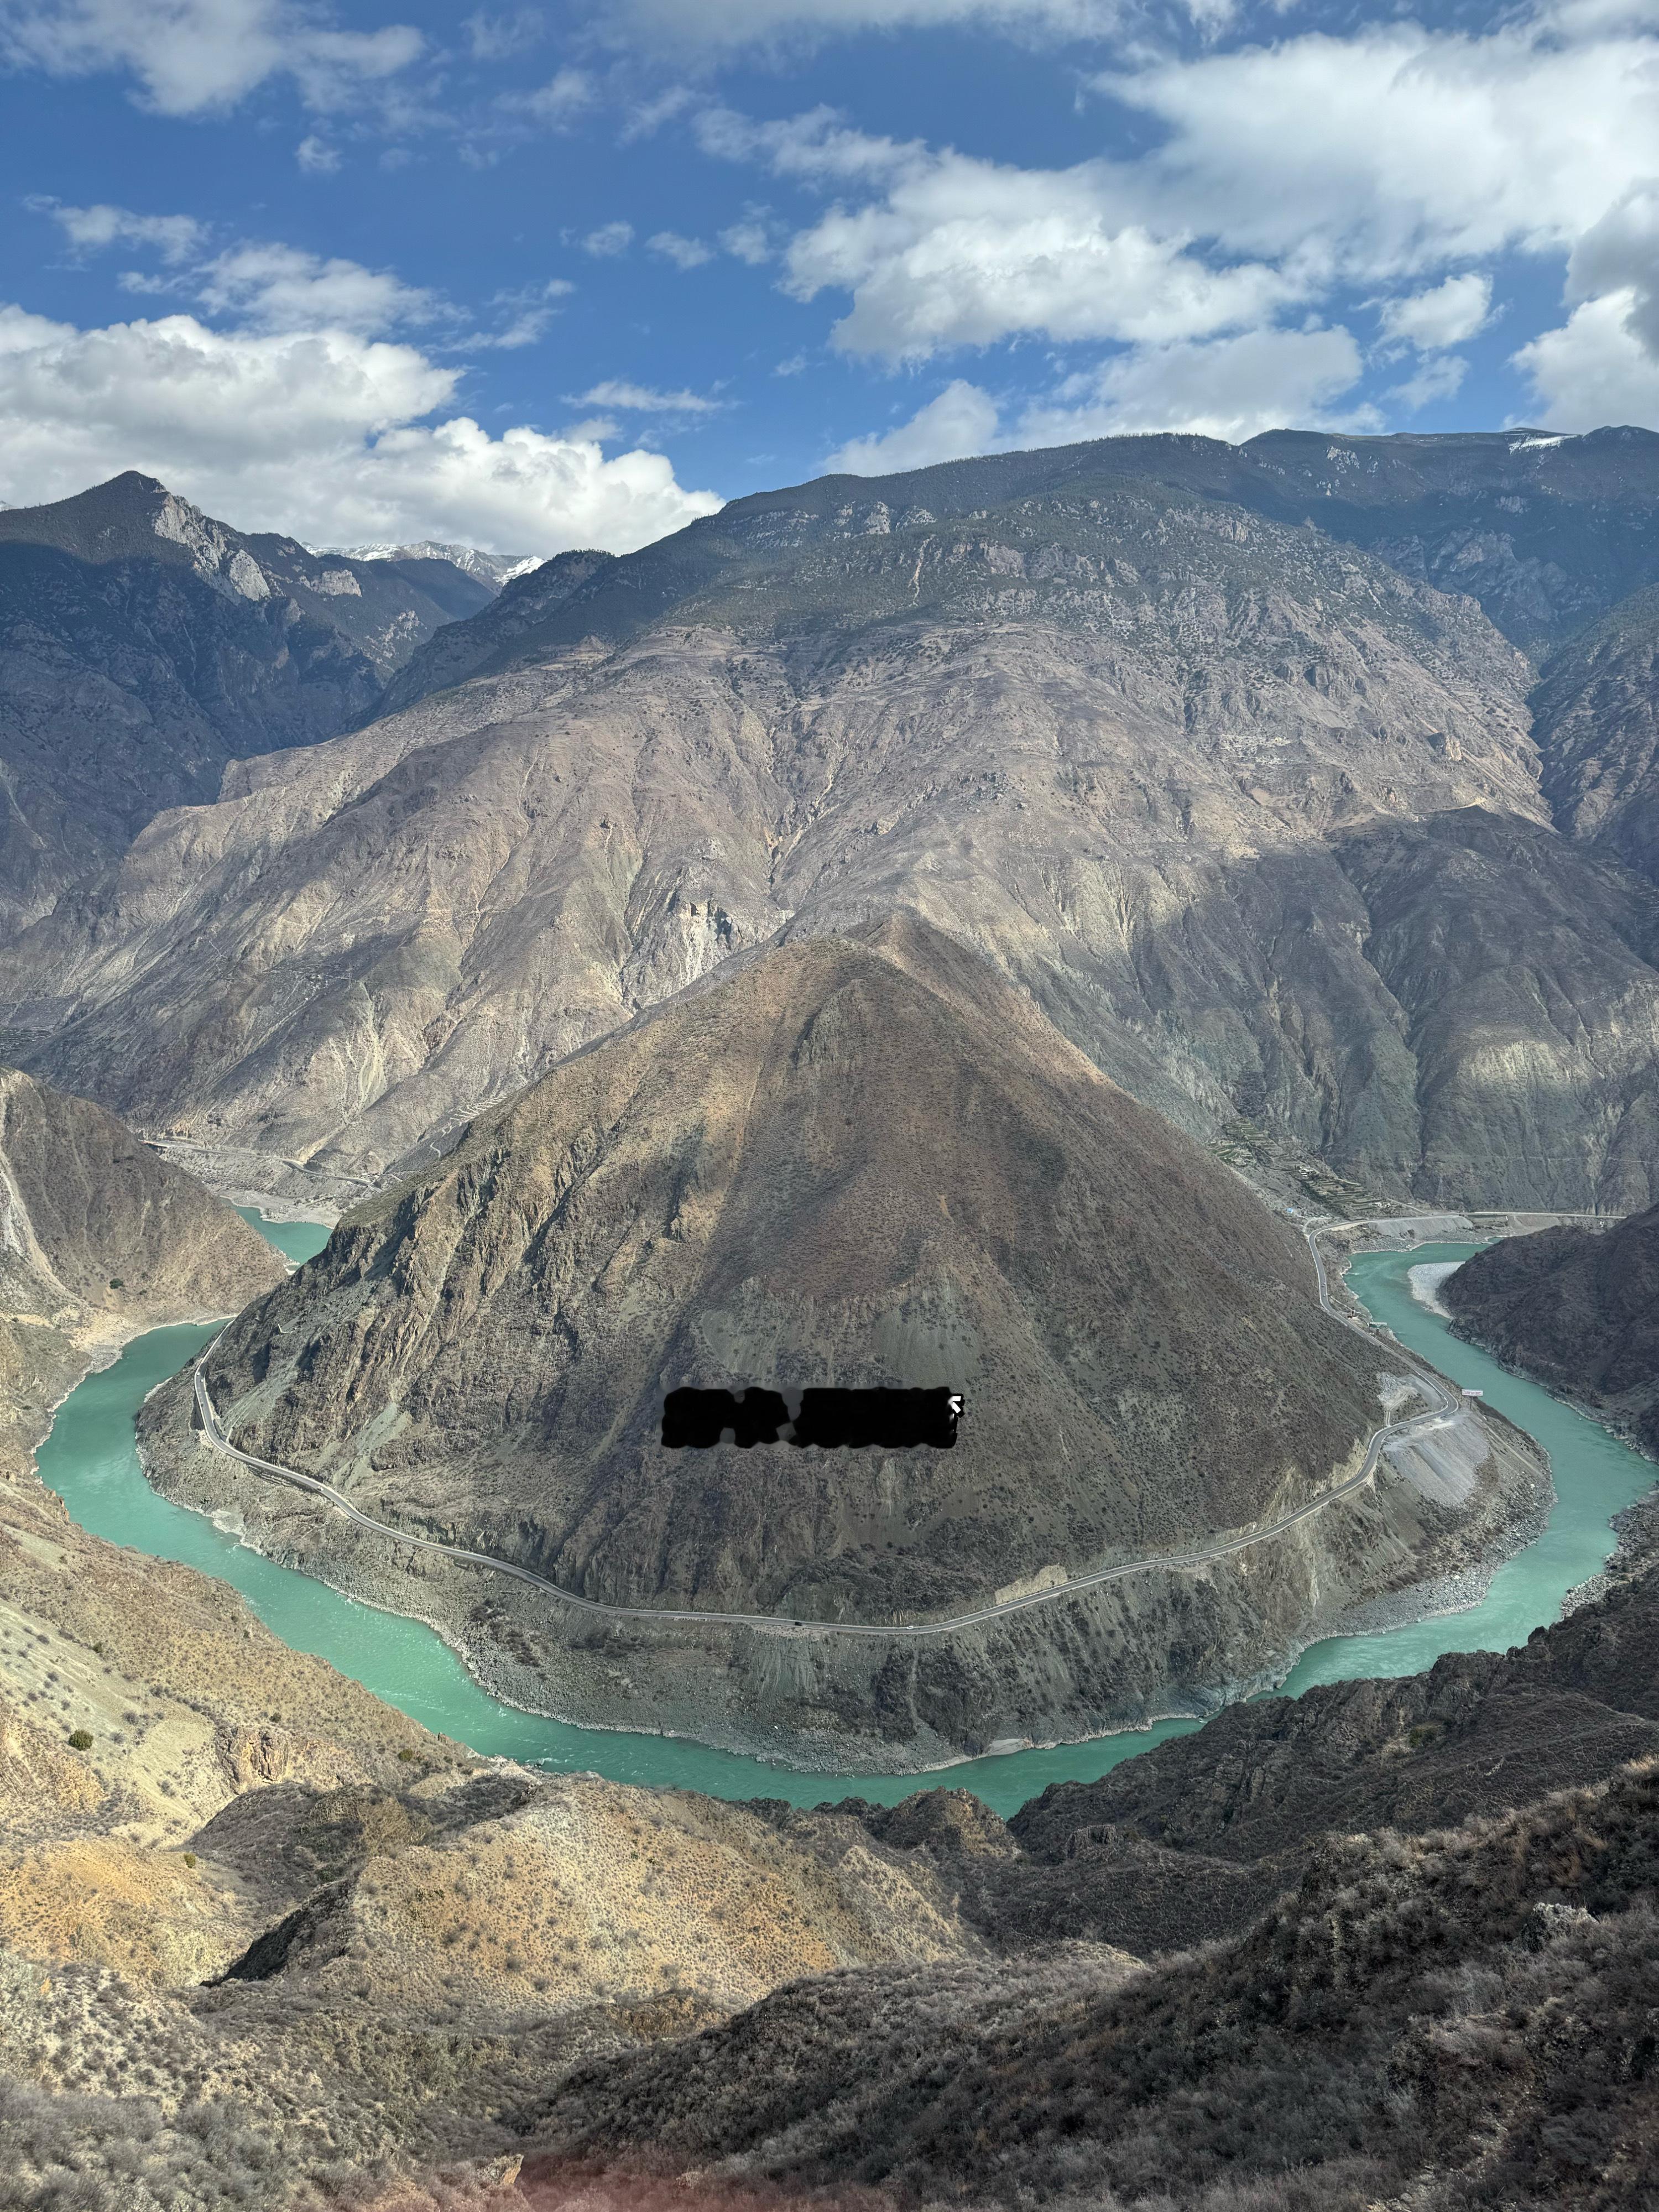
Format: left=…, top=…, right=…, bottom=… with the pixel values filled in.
left=661, top=1386, right=963, bottom=1451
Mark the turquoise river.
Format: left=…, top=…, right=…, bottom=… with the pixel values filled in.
left=32, top=1223, right=1656, bottom=1819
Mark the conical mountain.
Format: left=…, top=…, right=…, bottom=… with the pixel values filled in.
left=141, top=918, right=1532, bottom=1759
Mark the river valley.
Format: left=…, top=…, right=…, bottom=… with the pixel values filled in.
left=30, top=1221, right=1657, bottom=1819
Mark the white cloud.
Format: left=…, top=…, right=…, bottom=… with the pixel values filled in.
left=698, top=6, right=1659, bottom=442
left=575, top=379, right=722, bottom=413
left=697, top=103, right=917, bottom=186
left=784, top=148, right=1291, bottom=360
left=465, top=7, right=542, bottom=59
left=719, top=217, right=774, bottom=265
left=1515, top=291, right=1659, bottom=429
left=0, top=0, right=422, bottom=117
left=1385, top=351, right=1469, bottom=412
left=582, top=220, right=634, bottom=256
left=1103, top=14, right=1659, bottom=280
left=648, top=230, right=713, bottom=269
left=295, top=133, right=341, bottom=173
left=601, top=0, right=1136, bottom=49
left=827, top=379, right=1000, bottom=472
left=1567, top=181, right=1659, bottom=353
left=1015, top=326, right=1372, bottom=446
left=512, top=65, right=594, bottom=125
left=34, top=198, right=206, bottom=262
left=195, top=243, right=435, bottom=335
left=1377, top=273, right=1492, bottom=351
left=0, top=301, right=721, bottom=555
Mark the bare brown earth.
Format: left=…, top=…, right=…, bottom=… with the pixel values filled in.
left=11, top=436, right=1659, bottom=1213
left=134, top=917, right=1545, bottom=1765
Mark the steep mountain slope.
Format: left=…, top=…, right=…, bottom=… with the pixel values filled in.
left=0, top=1068, right=1003, bottom=2206
left=1443, top=1209, right=1659, bottom=1453
left=1530, top=582, right=1659, bottom=881
left=0, top=473, right=495, bottom=927
left=534, top=1761, right=1659, bottom=2211
left=520, top=1508, right=1659, bottom=2212
left=8, top=1436, right=1659, bottom=2207
left=0, top=1063, right=286, bottom=1483
left=134, top=919, right=1542, bottom=1763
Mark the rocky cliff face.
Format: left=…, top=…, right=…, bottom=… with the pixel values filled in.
left=0, top=473, right=495, bottom=928
left=1442, top=1208, right=1659, bottom=1454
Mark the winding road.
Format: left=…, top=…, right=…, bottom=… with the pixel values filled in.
left=191, top=1214, right=1467, bottom=1643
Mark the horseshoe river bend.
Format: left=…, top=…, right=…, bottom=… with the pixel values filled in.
left=31, top=1212, right=1657, bottom=1819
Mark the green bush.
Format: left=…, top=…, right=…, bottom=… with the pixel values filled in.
left=107, top=1278, right=124, bottom=1290
left=67, top=1729, right=92, bottom=1750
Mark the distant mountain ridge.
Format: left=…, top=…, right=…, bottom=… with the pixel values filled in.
left=7, top=429, right=1659, bottom=1215
left=0, top=472, right=495, bottom=927
left=379, top=425, right=1659, bottom=717
left=321, top=537, right=541, bottom=588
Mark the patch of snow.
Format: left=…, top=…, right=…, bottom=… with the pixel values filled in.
left=1509, top=434, right=1568, bottom=452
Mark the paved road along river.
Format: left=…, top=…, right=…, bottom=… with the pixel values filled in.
left=29, top=1217, right=1657, bottom=1818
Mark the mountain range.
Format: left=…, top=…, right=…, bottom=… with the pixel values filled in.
left=1, top=430, right=1656, bottom=1215
left=0, top=422, right=1657, bottom=2204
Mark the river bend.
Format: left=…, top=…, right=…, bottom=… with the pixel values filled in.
left=31, top=1223, right=1656, bottom=1818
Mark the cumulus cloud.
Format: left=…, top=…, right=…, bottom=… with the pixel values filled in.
left=1385, top=351, right=1469, bottom=412
left=511, top=65, right=594, bottom=126
left=0, top=0, right=422, bottom=117
left=1015, top=326, right=1372, bottom=446
left=0, top=301, right=720, bottom=554
left=691, top=7, right=1659, bottom=435
left=1515, top=291, right=1659, bottom=429
left=582, top=220, right=634, bottom=256
left=1104, top=15, right=1659, bottom=280
left=34, top=198, right=205, bottom=262
left=785, top=148, right=1290, bottom=361
left=648, top=231, right=713, bottom=269
left=1377, top=273, right=1492, bottom=351
left=295, top=133, right=341, bottom=173
left=719, top=217, right=774, bottom=264
left=195, top=242, right=435, bottom=335
left=1566, top=181, right=1659, bottom=354
left=827, top=379, right=1000, bottom=472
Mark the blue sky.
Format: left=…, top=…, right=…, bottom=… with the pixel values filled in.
left=2, top=0, right=1657, bottom=555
